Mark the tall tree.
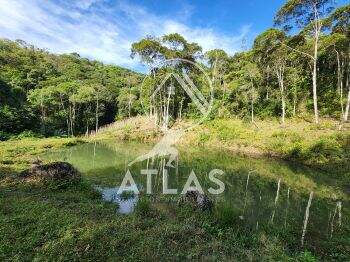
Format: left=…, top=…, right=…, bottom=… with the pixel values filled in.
left=131, top=33, right=203, bottom=129
left=274, top=0, right=334, bottom=124
left=254, top=29, right=289, bottom=124
left=324, top=4, right=350, bottom=122
left=205, top=49, right=229, bottom=99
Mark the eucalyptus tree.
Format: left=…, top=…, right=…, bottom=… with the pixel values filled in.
left=226, top=51, right=261, bottom=122
left=117, top=89, right=137, bottom=118
left=27, top=87, right=55, bottom=134
left=205, top=49, right=229, bottom=99
left=324, top=4, right=350, bottom=121
left=254, top=29, right=289, bottom=124
left=131, top=33, right=203, bottom=129
left=320, top=33, right=348, bottom=120
left=274, top=0, right=335, bottom=124
left=55, top=81, right=79, bottom=136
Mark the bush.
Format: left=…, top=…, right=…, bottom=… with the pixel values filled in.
left=209, top=120, right=241, bottom=141
left=271, top=131, right=302, bottom=143
left=286, top=142, right=304, bottom=159
left=135, top=197, right=151, bottom=216
left=214, top=202, right=240, bottom=227
left=11, top=130, right=43, bottom=140
left=121, top=125, right=132, bottom=140
left=0, top=131, right=11, bottom=141
left=198, top=132, right=210, bottom=145
left=120, top=190, right=135, bottom=200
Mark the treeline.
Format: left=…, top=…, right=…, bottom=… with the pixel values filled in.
left=129, top=1, right=349, bottom=127
left=0, top=1, right=349, bottom=139
left=0, top=39, right=142, bottom=139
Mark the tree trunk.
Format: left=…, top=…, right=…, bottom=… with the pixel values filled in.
left=276, top=67, right=285, bottom=124
left=40, top=92, right=45, bottom=134
left=71, top=101, right=75, bottom=136
left=95, top=95, right=99, bottom=133
left=281, top=85, right=285, bottom=124
left=336, top=49, right=344, bottom=119
left=251, top=99, right=254, bottom=123
left=312, top=50, right=319, bottom=124
left=179, top=98, right=183, bottom=120
left=69, top=104, right=73, bottom=137
left=165, top=90, right=171, bottom=129
left=311, top=6, right=320, bottom=124
left=345, top=77, right=350, bottom=122
left=293, top=89, right=297, bottom=117
left=86, top=119, right=89, bottom=136
left=251, top=84, right=254, bottom=123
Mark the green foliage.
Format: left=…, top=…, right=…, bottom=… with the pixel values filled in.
left=120, top=190, right=135, bottom=200
left=11, top=130, right=43, bottom=140
left=0, top=131, right=11, bottom=141
left=135, top=197, right=152, bottom=216
left=214, top=202, right=241, bottom=227
left=0, top=39, right=141, bottom=136
left=197, top=131, right=211, bottom=145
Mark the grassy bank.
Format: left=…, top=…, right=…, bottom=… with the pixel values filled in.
left=1, top=180, right=327, bottom=260
left=1, top=119, right=349, bottom=260
left=92, top=116, right=350, bottom=174
left=0, top=137, right=313, bottom=260
left=0, top=137, right=83, bottom=174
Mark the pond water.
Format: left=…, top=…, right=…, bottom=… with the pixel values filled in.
left=42, top=141, right=349, bottom=254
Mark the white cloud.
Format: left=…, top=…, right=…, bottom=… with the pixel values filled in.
left=0, top=0, right=250, bottom=71
left=75, top=0, right=102, bottom=10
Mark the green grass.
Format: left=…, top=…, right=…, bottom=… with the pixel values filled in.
left=91, top=116, right=350, bottom=175
left=1, top=119, right=349, bottom=260
left=1, top=174, right=314, bottom=260
left=0, top=137, right=84, bottom=173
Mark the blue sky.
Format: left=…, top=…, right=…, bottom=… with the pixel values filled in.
left=0, top=0, right=347, bottom=72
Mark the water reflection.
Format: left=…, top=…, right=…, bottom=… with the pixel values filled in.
left=95, top=185, right=139, bottom=214
left=42, top=141, right=349, bottom=251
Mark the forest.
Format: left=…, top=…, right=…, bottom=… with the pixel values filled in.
left=0, top=39, right=142, bottom=138
left=0, top=2, right=349, bottom=139
left=1, top=1, right=350, bottom=261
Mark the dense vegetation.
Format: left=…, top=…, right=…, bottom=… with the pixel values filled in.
left=0, top=39, right=142, bottom=139
left=1, top=2, right=349, bottom=140
left=129, top=2, right=349, bottom=127
left=0, top=1, right=349, bottom=260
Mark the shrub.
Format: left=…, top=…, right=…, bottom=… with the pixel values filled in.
left=135, top=197, right=151, bottom=216
left=120, top=190, right=135, bottom=200
left=305, top=137, right=343, bottom=165
left=214, top=202, right=240, bottom=227
left=0, top=131, right=11, bottom=141
left=286, top=143, right=304, bottom=159
left=11, top=130, right=43, bottom=140
left=121, top=124, right=132, bottom=140
left=198, top=132, right=210, bottom=145
left=271, top=131, right=302, bottom=143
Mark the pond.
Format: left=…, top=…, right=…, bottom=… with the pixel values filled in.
left=42, top=141, right=349, bottom=254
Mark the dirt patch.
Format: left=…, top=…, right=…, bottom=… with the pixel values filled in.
left=20, top=161, right=81, bottom=182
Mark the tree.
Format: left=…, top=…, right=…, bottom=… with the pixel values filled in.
left=55, top=81, right=79, bottom=136
left=131, top=33, right=203, bottom=129
left=274, top=0, right=335, bottom=124
left=205, top=49, right=229, bottom=99
left=0, top=38, right=141, bottom=137
left=320, top=33, right=348, bottom=120
left=254, top=29, right=289, bottom=124
left=27, top=87, right=55, bottom=134
left=324, top=4, right=350, bottom=122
